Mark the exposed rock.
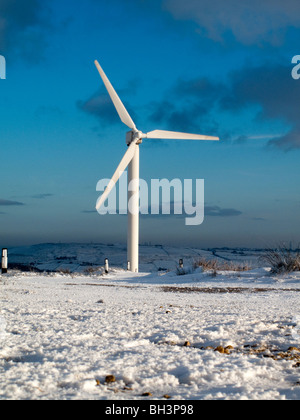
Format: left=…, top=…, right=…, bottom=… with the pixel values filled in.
left=105, top=375, right=116, bottom=384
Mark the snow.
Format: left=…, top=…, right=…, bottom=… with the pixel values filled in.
left=1, top=244, right=300, bottom=400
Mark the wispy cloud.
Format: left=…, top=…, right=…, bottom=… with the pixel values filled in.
left=0, top=0, right=54, bottom=62
left=162, top=0, right=300, bottom=46
left=88, top=203, right=242, bottom=218
left=148, top=77, right=222, bottom=133
left=77, top=79, right=139, bottom=127
left=0, top=199, right=24, bottom=206
left=205, top=206, right=242, bottom=217
left=143, top=203, right=242, bottom=218
left=148, top=63, right=300, bottom=151
left=220, top=64, right=300, bottom=150
left=77, top=91, right=118, bottom=126
left=31, top=193, right=54, bottom=199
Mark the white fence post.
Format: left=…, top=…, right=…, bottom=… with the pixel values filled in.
left=104, top=258, right=109, bottom=274
left=1, top=249, right=8, bottom=274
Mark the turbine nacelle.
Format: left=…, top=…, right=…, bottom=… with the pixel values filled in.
left=126, top=130, right=145, bottom=146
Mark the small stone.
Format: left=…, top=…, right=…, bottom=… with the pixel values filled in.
left=184, top=341, right=191, bottom=347
left=142, top=392, right=152, bottom=397
left=224, top=346, right=234, bottom=354
left=163, top=394, right=171, bottom=399
left=293, top=362, right=300, bottom=368
left=105, top=375, right=116, bottom=384
left=95, top=379, right=101, bottom=386
left=288, top=347, right=300, bottom=352
left=215, top=346, right=225, bottom=354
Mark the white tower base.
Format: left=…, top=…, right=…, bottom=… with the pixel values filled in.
left=127, top=144, right=139, bottom=272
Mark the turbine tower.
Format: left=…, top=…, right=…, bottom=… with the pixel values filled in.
left=94, top=60, right=219, bottom=273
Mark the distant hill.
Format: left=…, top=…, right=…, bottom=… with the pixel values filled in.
left=5, top=243, right=264, bottom=274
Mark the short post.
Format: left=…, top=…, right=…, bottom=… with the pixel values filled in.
left=1, top=249, right=8, bottom=274
left=104, top=258, right=109, bottom=274
left=127, top=261, right=130, bottom=271
left=179, top=259, right=183, bottom=269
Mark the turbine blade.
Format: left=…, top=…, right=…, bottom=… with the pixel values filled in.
left=94, top=60, right=136, bottom=131
left=96, top=141, right=138, bottom=210
left=146, top=130, right=219, bottom=141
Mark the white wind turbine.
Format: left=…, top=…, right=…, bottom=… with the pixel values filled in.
left=94, top=60, right=219, bottom=273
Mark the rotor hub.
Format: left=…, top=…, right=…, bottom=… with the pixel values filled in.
left=126, top=130, right=144, bottom=145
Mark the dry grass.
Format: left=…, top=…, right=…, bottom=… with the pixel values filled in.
left=260, top=245, right=300, bottom=274
left=83, top=266, right=101, bottom=275
left=193, top=258, right=251, bottom=272
left=176, top=258, right=251, bottom=276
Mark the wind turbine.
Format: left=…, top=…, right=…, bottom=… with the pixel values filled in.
left=94, top=60, right=219, bottom=273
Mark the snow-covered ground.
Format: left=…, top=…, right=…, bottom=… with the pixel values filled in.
left=1, top=244, right=300, bottom=400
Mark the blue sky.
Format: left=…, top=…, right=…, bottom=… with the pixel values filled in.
left=0, top=0, right=300, bottom=248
